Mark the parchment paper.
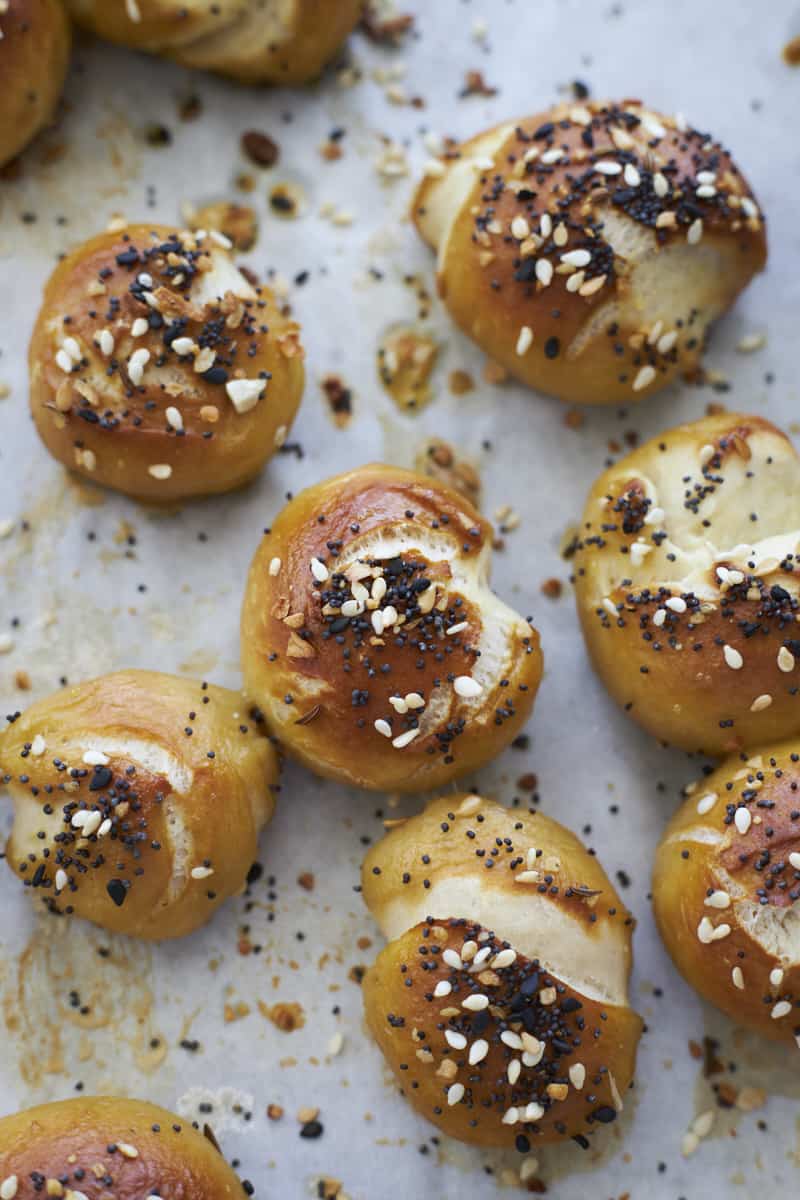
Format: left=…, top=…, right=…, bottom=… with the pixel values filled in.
left=1, top=2, right=799, bottom=1196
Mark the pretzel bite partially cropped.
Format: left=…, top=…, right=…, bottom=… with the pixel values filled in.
left=0, top=0, right=71, bottom=167
left=361, top=795, right=642, bottom=1148
left=574, top=413, right=800, bottom=755
left=654, top=742, right=800, bottom=1044
left=413, top=99, right=766, bottom=404
left=0, top=670, right=279, bottom=939
left=65, top=0, right=363, bottom=85
left=0, top=1096, right=243, bottom=1199
left=29, top=223, right=304, bottom=501
left=240, top=465, right=543, bottom=793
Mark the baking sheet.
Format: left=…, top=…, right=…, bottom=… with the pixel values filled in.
left=1, top=1, right=799, bottom=1195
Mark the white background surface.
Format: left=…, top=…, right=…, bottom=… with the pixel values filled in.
left=1, top=1, right=800, bottom=1196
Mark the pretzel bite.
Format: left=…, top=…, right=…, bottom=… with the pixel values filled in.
left=0, top=0, right=71, bottom=167
left=29, top=223, right=304, bottom=501
left=241, top=465, right=543, bottom=792
left=413, top=99, right=765, bottom=404
left=362, top=794, right=642, bottom=1147
left=574, top=413, right=800, bottom=754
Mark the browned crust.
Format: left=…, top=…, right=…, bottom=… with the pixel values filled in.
left=0, top=670, right=279, bottom=939
left=653, top=742, right=800, bottom=1043
left=0, top=1096, right=243, bottom=1198
left=0, top=0, right=71, bottom=167
left=28, top=224, right=304, bottom=501
left=413, top=100, right=766, bottom=405
left=240, top=466, right=543, bottom=792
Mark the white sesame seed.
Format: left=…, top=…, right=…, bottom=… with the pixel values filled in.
left=653, top=171, right=669, bottom=197
left=371, top=609, right=385, bottom=635
left=30, top=733, right=46, bottom=757
left=723, top=645, right=743, bottom=670
left=687, top=218, right=703, bottom=245
left=96, top=329, right=114, bottom=357
left=657, top=330, right=678, bottom=355
left=630, top=541, right=652, bottom=566
left=372, top=576, right=387, bottom=602
left=165, top=405, right=183, bottom=432
left=453, top=675, right=482, bottom=699
left=405, top=692, right=425, bottom=709
left=1, top=1178, right=19, bottom=1200
left=471, top=946, right=492, bottom=969
left=771, top=1000, right=792, bottom=1020
left=131, top=317, right=149, bottom=337
left=445, top=621, right=468, bottom=636
left=561, top=248, right=591, bottom=268
left=83, top=749, right=110, bottom=766
left=734, top=807, right=752, bottom=835
left=434, top=980, right=452, bottom=998
left=148, top=463, right=172, bottom=480
left=469, top=1039, right=489, bottom=1065
left=770, top=967, right=785, bottom=988
left=445, top=1029, right=467, bottom=1050
left=697, top=916, right=731, bottom=943
left=681, top=1131, right=700, bottom=1158
left=117, top=1142, right=139, bottom=1159
left=511, top=215, right=530, bottom=240
left=310, top=557, right=329, bottom=582
left=633, top=364, right=657, bottom=392
left=172, top=337, right=197, bottom=356
left=540, top=147, right=563, bottom=164
left=731, top=966, right=744, bottom=990
left=704, top=890, right=730, bottom=909
left=696, top=792, right=717, bottom=815
left=374, top=718, right=392, bottom=738
left=226, top=378, right=265, bottom=413
left=692, top=1110, right=715, bottom=1139
left=492, top=948, right=516, bottom=969
left=565, top=269, right=585, bottom=293
left=778, top=646, right=795, bottom=672
left=699, top=443, right=716, bottom=466
left=462, top=994, right=489, bottom=1011
left=443, top=949, right=463, bottom=970
left=460, top=940, right=478, bottom=961
left=535, top=258, right=553, bottom=287
left=97, top=818, right=112, bottom=838
left=191, top=865, right=214, bottom=880
left=507, top=1059, right=521, bottom=1085
left=568, top=1062, right=586, bottom=1090
left=741, top=196, right=758, bottom=219
left=594, top=159, right=622, bottom=175
left=651, top=609, right=666, bottom=628
left=516, top=325, right=534, bottom=356
left=328, top=1031, right=344, bottom=1056
left=500, top=1031, right=523, bottom=1050
left=750, top=694, right=772, bottom=713
left=524, top=1102, right=545, bottom=1122
left=623, top=163, right=641, bottom=187
left=641, top=113, right=667, bottom=137
left=666, top=596, right=686, bottom=613
left=539, top=987, right=557, bottom=1006
left=55, top=869, right=68, bottom=892
left=392, top=728, right=420, bottom=749
left=539, top=212, right=552, bottom=237
left=268, top=557, right=282, bottom=577
left=470, top=155, right=496, bottom=171
left=447, top=1083, right=465, bottom=1106
left=789, top=852, right=800, bottom=871
left=128, top=347, right=150, bottom=386
left=501, top=1107, right=520, bottom=1125
left=553, top=222, right=567, bottom=246
left=55, top=348, right=74, bottom=373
